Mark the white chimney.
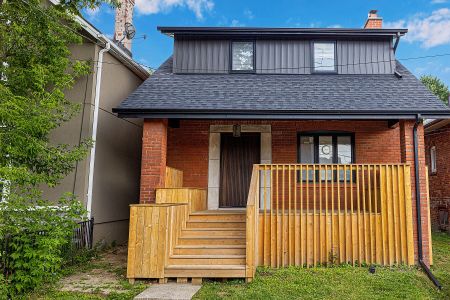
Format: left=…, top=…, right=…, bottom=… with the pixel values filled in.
left=114, top=0, right=135, bottom=52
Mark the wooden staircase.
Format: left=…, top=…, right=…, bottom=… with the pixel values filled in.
left=164, top=210, right=247, bottom=280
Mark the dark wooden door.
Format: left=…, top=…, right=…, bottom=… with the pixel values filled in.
left=219, top=133, right=260, bottom=208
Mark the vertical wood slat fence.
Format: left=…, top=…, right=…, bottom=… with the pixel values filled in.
left=246, top=164, right=415, bottom=280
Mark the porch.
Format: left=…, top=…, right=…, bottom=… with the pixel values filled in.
left=127, top=163, right=428, bottom=283
left=127, top=119, right=432, bottom=283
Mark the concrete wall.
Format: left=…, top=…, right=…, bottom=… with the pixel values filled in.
left=41, top=40, right=144, bottom=244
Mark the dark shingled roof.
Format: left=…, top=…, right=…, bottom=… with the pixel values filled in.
left=114, top=56, right=450, bottom=119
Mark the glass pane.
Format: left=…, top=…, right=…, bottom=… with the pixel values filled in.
left=319, top=136, right=333, bottom=180
left=319, top=136, right=333, bottom=164
left=232, top=42, right=254, bottom=71
left=300, top=136, right=314, bottom=163
left=337, top=136, right=352, bottom=164
left=299, top=136, right=314, bottom=180
left=314, top=42, right=335, bottom=71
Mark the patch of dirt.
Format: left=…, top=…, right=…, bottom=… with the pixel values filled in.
left=57, top=245, right=130, bottom=295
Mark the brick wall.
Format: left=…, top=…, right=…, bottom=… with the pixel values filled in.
left=139, top=119, right=167, bottom=203
left=167, top=120, right=401, bottom=189
left=425, top=123, right=450, bottom=233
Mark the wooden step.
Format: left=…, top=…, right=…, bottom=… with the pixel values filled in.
left=181, top=228, right=245, bottom=237
left=178, top=236, right=245, bottom=246
left=186, top=220, right=245, bottom=229
left=168, top=254, right=246, bottom=265
left=164, top=264, right=246, bottom=278
left=173, top=245, right=246, bottom=255
left=189, top=212, right=246, bottom=222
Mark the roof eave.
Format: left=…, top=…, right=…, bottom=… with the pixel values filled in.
left=158, top=26, right=408, bottom=38
left=112, top=109, right=450, bottom=120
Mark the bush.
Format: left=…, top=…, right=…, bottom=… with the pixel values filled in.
left=0, top=191, right=85, bottom=297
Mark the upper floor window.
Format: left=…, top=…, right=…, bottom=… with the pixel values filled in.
left=231, top=41, right=254, bottom=72
left=313, top=41, right=336, bottom=73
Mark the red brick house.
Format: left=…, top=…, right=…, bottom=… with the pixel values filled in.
left=425, top=119, right=450, bottom=233
left=113, top=11, right=450, bottom=283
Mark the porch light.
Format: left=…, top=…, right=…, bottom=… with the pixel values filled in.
left=233, top=124, right=241, bottom=137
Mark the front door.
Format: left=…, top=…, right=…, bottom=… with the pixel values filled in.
left=219, top=133, right=260, bottom=208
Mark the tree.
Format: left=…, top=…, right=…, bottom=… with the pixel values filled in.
left=420, top=75, right=450, bottom=105
left=0, top=0, right=115, bottom=295
left=0, top=0, right=117, bottom=190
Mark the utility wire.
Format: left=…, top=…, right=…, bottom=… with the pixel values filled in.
left=17, top=0, right=450, bottom=73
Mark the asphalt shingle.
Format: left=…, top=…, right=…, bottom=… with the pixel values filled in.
left=115, top=56, right=450, bottom=114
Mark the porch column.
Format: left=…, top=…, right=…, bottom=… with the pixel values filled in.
left=400, top=120, right=431, bottom=265
left=139, top=119, right=168, bottom=204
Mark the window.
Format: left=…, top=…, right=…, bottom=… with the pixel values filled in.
left=231, top=41, right=254, bottom=72
left=298, top=133, right=354, bottom=181
left=312, top=41, right=336, bottom=73
left=430, top=146, right=437, bottom=174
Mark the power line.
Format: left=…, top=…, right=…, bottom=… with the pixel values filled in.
left=16, top=0, right=450, bottom=73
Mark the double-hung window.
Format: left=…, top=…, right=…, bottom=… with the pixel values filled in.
left=298, top=133, right=354, bottom=181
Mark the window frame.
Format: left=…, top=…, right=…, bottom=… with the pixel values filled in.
left=229, top=40, right=256, bottom=73
left=311, top=40, right=338, bottom=74
left=297, top=132, right=355, bottom=182
left=430, top=146, right=437, bottom=175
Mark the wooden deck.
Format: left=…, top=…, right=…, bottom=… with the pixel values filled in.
left=127, top=164, right=418, bottom=283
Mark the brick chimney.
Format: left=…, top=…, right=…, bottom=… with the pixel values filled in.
left=114, top=0, right=135, bottom=52
left=364, top=10, right=383, bottom=29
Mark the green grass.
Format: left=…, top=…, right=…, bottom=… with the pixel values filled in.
left=194, top=232, right=450, bottom=300
left=26, top=233, right=450, bottom=300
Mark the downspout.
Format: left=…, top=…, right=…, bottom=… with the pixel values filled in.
left=413, top=114, right=442, bottom=289
left=86, top=38, right=111, bottom=218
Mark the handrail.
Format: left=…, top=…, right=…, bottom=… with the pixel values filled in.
left=245, top=165, right=260, bottom=282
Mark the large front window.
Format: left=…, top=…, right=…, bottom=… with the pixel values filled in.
left=231, top=41, right=254, bottom=72
left=298, top=133, right=354, bottom=181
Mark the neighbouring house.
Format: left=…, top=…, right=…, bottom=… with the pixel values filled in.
left=41, top=0, right=150, bottom=244
left=113, top=10, right=450, bottom=283
left=425, top=119, right=450, bottom=233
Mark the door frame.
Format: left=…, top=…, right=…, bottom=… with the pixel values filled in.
left=207, top=125, right=272, bottom=210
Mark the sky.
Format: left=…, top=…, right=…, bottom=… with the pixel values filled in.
left=83, top=0, right=450, bottom=86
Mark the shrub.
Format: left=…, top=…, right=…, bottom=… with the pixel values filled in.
left=0, top=191, right=85, bottom=296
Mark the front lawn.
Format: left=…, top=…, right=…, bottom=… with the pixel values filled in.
left=194, top=232, right=450, bottom=300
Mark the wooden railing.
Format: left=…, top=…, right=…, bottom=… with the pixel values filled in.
left=245, top=165, right=260, bottom=282
left=165, top=166, right=183, bottom=188
left=156, top=188, right=207, bottom=213
left=127, top=203, right=188, bottom=282
left=127, top=167, right=206, bottom=282
left=246, top=164, right=415, bottom=279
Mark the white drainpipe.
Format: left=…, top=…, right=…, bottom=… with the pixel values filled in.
left=86, top=38, right=111, bottom=218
